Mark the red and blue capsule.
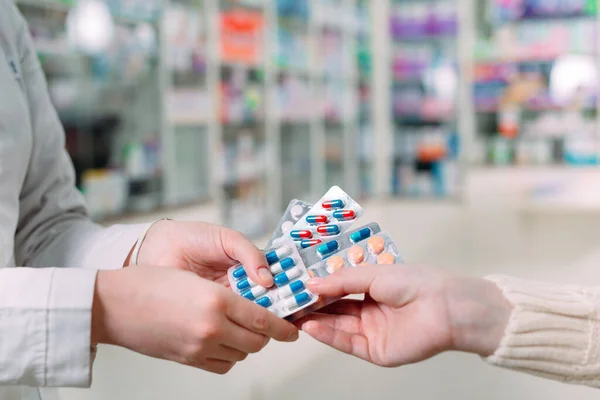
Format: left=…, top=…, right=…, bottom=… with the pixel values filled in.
left=317, top=224, right=341, bottom=236
left=290, top=230, right=313, bottom=240
left=300, top=239, right=322, bottom=249
left=322, top=199, right=345, bottom=210
left=306, top=215, right=329, bottom=225
left=333, top=210, right=356, bottom=221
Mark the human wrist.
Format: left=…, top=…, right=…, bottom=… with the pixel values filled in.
left=445, top=275, right=512, bottom=357
left=91, top=270, right=122, bottom=346
left=133, top=219, right=173, bottom=266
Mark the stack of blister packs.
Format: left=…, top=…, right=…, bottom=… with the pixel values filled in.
left=227, top=186, right=403, bottom=322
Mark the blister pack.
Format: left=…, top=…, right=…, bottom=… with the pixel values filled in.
left=227, top=237, right=319, bottom=321
left=308, top=231, right=404, bottom=278
left=266, top=199, right=313, bottom=249
left=287, top=186, right=363, bottom=249
left=289, top=228, right=404, bottom=321
left=299, top=222, right=382, bottom=269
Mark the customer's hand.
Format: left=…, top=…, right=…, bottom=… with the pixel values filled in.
left=296, top=266, right=511, bottom=367
left=133, top=221, right=273, bottom=287
left=92, top=266, right=299, bottom=374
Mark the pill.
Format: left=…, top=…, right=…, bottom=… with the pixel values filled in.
left=301, top=239, right=322, bottom=248
left=232, top=266, right=247, bottom=280
left=350, top=227, right=372, bottom=243
left=322, top=199, right=345, bottom=210
left=290, top=205, right=305, bottom=219
left=347, top=246, right=365, bottom=265
left=326, top=255, right=345, bottom=273
left=242, top=286, right=268, bottom=301
left=291, top=230, right=313, bottom=240
left=333, top=210, right=356, bottom=221
left=274, top=267, right=302, bottom=287
left=306, top=215, right=329, bottom=225
left=367, top=236, right=386, bottom=255
left=281, top=220, right=294, bottom=234
left=283, top=292, right=312, bottom=311
left=277, top=280, right=306, bottom=298
left=307, top=269, right=316, bottom=278
left=236, top=276, right=258, bottom=291
left=266, top=246, right=291, bottom=265
left=256, top=296, right=272, bottom=308
left=378, top=253, right=396, bottom=265
left=317, top=241, right=339, bottom=257
left=317, top=225, right=341, bottom=236
left=270, top=257, right=296, bottom=275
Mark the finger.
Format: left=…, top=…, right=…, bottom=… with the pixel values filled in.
left=306, top=267, right=382, bottom=297
left=212, top=345, right=249, bottom=362
left=221, top=229, right=273, bottom=287
left=302, top=320, right=370, bottom=362
left=227, top=296, right=299, bottom=342
left=296, top=313, right=362, bottom=335
left=203, top=359, right=236, bottom=375
left=221, top=320, right=270, bottom=354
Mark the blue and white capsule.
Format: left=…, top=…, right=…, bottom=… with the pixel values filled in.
left=236, top=276, right=259, bottom=291
left=269, top=257, right=296, bottom=275
left=256, top=296, right=272, bottom=308
left=265, top=246, right=291, bottom=265
left=277, top=280, right=306, bottom=299
left=350, top=227, right=372, bottom=243
left=273, top=267, right=302, bottom=287
left=242, top=286, right=268, bottom=301
left=317, top=241, right=339, bottom=258
left=283, top=292, right=312, bottom=312
left=232, top=266, right=247, bottom=280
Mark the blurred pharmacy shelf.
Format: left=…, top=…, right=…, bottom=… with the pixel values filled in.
left=16, top=0, right=164, bottom=221
left=388, top=0, right=462, bottom=199
left=15, top=0, right=375, bottom=238
left=469, top=0, right=600, bottom=168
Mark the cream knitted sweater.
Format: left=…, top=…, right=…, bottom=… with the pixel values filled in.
left=485, top=276, right=600, bottom=388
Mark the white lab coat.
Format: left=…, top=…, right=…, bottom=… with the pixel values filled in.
left=0, top=2, right=148, bottom=398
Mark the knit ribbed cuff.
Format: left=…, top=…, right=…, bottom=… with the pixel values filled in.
left=484, top=276, right=600, bottom=387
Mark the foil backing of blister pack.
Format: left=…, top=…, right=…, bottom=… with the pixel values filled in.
left=266, top=199, right=313, bottom=249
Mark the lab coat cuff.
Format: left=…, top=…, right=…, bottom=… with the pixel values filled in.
left=81, top=224, right=151, bottom=270
left=46, top=268, right=98, bottom=387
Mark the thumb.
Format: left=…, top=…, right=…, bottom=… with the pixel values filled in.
left=220, top=229, right=274, bottom=287
left=306, top=267, right=379, bottom=297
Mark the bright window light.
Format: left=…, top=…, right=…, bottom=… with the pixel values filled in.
left=66, top=0, right=115, bottom=55
left=550, top=54, right=598, bottom=105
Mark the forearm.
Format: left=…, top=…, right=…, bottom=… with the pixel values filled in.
left=447, top=275, right=600, bottom=388
left=445, top=275, right=511, bottom=357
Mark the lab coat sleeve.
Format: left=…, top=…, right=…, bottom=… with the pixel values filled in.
left=12, top=7, right=150, bottom=270
left=0, top=5, right=148, bottom=388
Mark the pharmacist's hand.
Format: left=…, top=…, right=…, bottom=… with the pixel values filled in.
left=296, top=266, right=511, bottom=367
left=134, top=220, right=273, bottom=287
left=93, top=266, right=299, bottom=374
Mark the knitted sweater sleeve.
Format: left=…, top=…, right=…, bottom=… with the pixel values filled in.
left=484, top=275, right=600, bottom=388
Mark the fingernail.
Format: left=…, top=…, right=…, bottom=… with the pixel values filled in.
left=307, top=278, right=324, bottom=287
left=286, top=331, right=299, bottom=342
left=257, top=267, right=273, bottom=284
